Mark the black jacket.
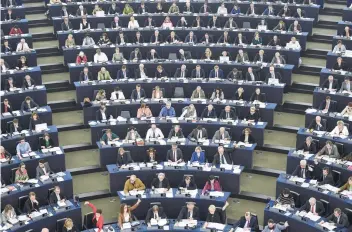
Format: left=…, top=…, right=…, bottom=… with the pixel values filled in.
left=174, top=68, right=189, bottom=78
left=151, top=178, right=170, bottom=189
left=177, top=206, right=200, bottom=221
left=21, top=100, right=38, bottom=112
left=250, top=93, right=265, bottom=102
left=61, top=22, right=73, bottom=31
left=145, top=207, right=167, bottom=223
left=308, top=119, right=326, bottom=131
left=40, top=138, right=54, bottom=148
left=299, top=200, right=325, bottom=216
left=318, top=100, right=337, bottom=112
left=178, top=180, right=197, bottom=190
left=168, top=128, right=184, bottom=139
left=212, top=152, right=232, bottom=165
left=191, top=69, right=205, bottom=78
left=219, top=109, right=237, bottom=120
left=201, top=108, right=217, bottom=118
left=233, top=215, right=259, bottom=231
left=24, top=199, right=39, bottom=214
left=166, top=148, right=183, bottom=162
left=188, top=128, right=208, bottom=140
left=29, top=118, right=42, bottom=130
left=239, top=134, right=256, bottom=144
left=299, top=142, right=317, bottom=154
left=326, top=212, right=350, bottom=228
left=79, top=71, right=93, bottom=81
left=318, top=173, right=335, bottom=186
left=292, top=165, right=311, bottom=179
left=22, top=78, right=36, bottom=89
left=130, top=89, right=146, bottom=100
left=322, top=79, right=339, bottom=90
left=49, top=192, right=66, bottom=204
left=135, top=68, right=148, bottom=79
left=117, top=152, right=133, bottom=166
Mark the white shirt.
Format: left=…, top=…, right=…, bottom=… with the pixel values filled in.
left=56, top=193, right=61, bottom=201
left=287, top=41, right=301, bottom=50
left=1, top=65, right=8, bottom=72
left=331, top=126, right=349, bottom=136
left=146, top=128, right=164, bottom=140
left=80, top=22, right=91, bottom=30
left=101, top=111, right=107, bottom=120
left=110, top=91, right=125, bottom=100
left=16, top=42, right=30, bottom=52
left=180, top=109, right=197, bottom=118
left=128, top=20, right=140, bottom=29
left=217, top=6, right=228, bottom=14
left=94, top=52, right=108, bottom=63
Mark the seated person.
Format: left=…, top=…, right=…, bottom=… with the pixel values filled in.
left=178, top=49, right=191, bottom=61
left=79, top=67, right=92, bottom=81
left=338, top=176, right=352, bottom=192
left=322, top=75, right=338, bottom=91
left=230, top=212, right=259, bottom=231
left=188, top=125, right=208, bottom=141
left=96, top=104, right=107, bottom=121
left=323, top=208, right=350, bottom=228
left=76, top=51, right=87, bottom=64
left=178, top=176, right=197, bottom=190
left=246, top=3, right=257, bottom=15
left=151, top=173, right=170, bottom=190
left=108, top=2, right=120, bottom=14
left=246, top=107, right=260, bottom=123
left=330, top=120, right=349, bottom=136
left=235, top=50, right=249, bottom=63
left=128, top=16, right=139, bottom=29
left=36, top=159, right=52, bottom=179
left=333, top=57, right=347, bottom=70
left=212, top=146, right=232, bottom=165
left=100, top=129, right=119, bottom=145
left=316, top=141, right=340, bottom=159
left=118, top=200, right=141, bottom=228
left=174, top=64, right=188, bottom=78
left=191, top=86, right=206, bottom=99
left=190, top=146, right=206, bottom=163
left=286, top=37, right=301, bottom=50
left=65, top=34, right=75, bottom=48
left=123, top=175, right=146, bottom=194
left=235, top=33, right=247, bottom=45
left=192, top=16, right=205, bottom=27
left=145, top=148, right=157, bottom=163
left=227, top=68, right=242, bottom=80
left=208, top=15, right=221, bottom=28
left=166, top=144, right=183, bottom=163
left=29, top=113, right=42, bottom=130
left=294, top=8, right=305, bottom=18
left=168, top=2, right=179, bottom=13
left=145, top=205, right=167, bottom=226
left=16, top=137, right=32, bottom=159
left=262, top=4, right=275, bottom=16
left=278, top=5, right=291, bottom=17
left=16, top=56, right=28, bottom=70
left=0, top=146, right=11, bottom=160
left=177, top=17, right=189, bottom=27
left=262, top=219, right=289, bottom=232
left=131, top=84, right=146, bottom=100
left=135, top=64, right=148, bottom=79
left=49, top=186, right=66, bottom=205
left=217, top=2, right=227, bottom=14
left=220, top=105, right=236, bottom=120
left=24, top=192, right=40, bottom=214
left=122, top=3, right=134, bottom=14
left=202, top=48, right=213, bottom=60
left=117, top=148, right=133, bottom=166
left=15, top=163, right=29, bottom=183
left=159, top=102, right=176, bottom=117
left=250, top=88, right=265, bottom=102
left=203, top=203, right=229, bottom=228
left=144, top=16, right=156, bottom=27
left=166, top=31, right=181, bottom=43
left=224, top=17, right=238, bottom=29
left=129, top=48, right=142, bottom=61
left=209, top=65, right=224, bottom=79
left=191, top=65, right=206, bottom=78
left=341, top=102, right=352, bottom=116
left=0, top=59, right=10, bottom=72
left=116, top=65, right=130, bottom=79
left=210, top=88, right=224, bottom=101
left=110, top=87, right=125, bottom=100
left=219, top=51, right=231, bottom=62
left=234, top=87, right=245, bottom=100
left=22, top=75, right=35, bottom=89
left=137, top=104, right=153, bottom=118
left=152, top=86, right=163, bottom=99
left=155, top=65, right=167, bottom=79
left=265, top=66, right=282, bottom=83
left=288, top=20, right=302, bottom=32
left=94, top=49, right=108, bottom=63
left=271, top=52, right=286, bottom=65
left=2, top=98, right=12, bottom=114
left=180, top=104, right=197, bottom=118
left=9, top=25, right=23, bottom=35
left=116, top=32, right=128, bottom=45
left=97, top=33, right=111, bottom=46
left=147, top=49, right=160, bottom=61
left=40, top=133, right=54, bottom=149
left=16, top=38, right=31, bottom=52
left=217, top=31, right=233, bottom=44
left=202, top=175, right=221, bottom=194
left=125, top=127, right=141, bottom=141
left=1, top=205, right=17, bottom=225
left=133, top=31, right=144, bottom=44
left=317, top=167, right=335, bottom=185
left=4, top=77, right=16, bottom=91
left=318, top=96, right=336, bottom=112
left=200, top=33, right=213, bottom=44
left=177, top=202, right=199, bottom=221
left=150, top=30, right=163, bottom=43
left=95, top=89, right=107, bottom=101
left=298, top=136, right=317, bottom=154
left=292, top=160, right=311, bottom=178
left=340, top=76, right=352, bottom=93
left=82, top=33, right=96, bottom=46
left=201, top=104, right=217, bottom=118
left=268, top=35, right=281, bottom=46
left=333, top=40, right=347, bottom=53
left=251, top=32, right=262, bottom=45
left=299, top=197, right=325, bottom=216
left=253, top=50, right=267, bottom=63
left=168, top=125, right=185, bottom=139
left=146, top=124, right=164, bottom=140
left=239, top=128, right=256, bottom=144
left=212, top=126, right=231, bottom=143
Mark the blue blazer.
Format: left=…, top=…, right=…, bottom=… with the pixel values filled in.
left=262, top=8, right=275, bottom=16
left=190, top=151, right=206, bottom=163
left=230, top=8, right=241, bottom=14
left=209, top=69, right=224, bottom=79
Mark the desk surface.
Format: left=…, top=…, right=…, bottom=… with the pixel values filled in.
left=1, top=66, right=42, bottom=86
left=313, top=88, right=352, bottom=112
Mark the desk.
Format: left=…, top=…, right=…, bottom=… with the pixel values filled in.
left=343, top=8, right=352, bottom=22
left=296, top=127, right=352, bottom=154
left=286, top=150, right=352, bottom=184
left=1, top=66, right=42, bottom=88
left=64, top=43, right=300, bottom=67
left=118, top=188, right=230, bottom=220
left=1, top=50, right=37, bottom=68
left=276, top=174, right=352, bottom=214
left=332, top=36, right=352, bottom=51
left=57, top=28, right=308, bottom=51
left=337, top=21, right=352, bottom=37
left=313, top=88, right=352, bottom=112
left=107, top=163, right=243, bottom=194
left=74, top=79, right=285, bottom=105
left=1, top=105, right=52, bottom=133
left=52, top=14, right=314, bottom=35
left=1, top=147, right=65, bottom=184
left=70, top=60, right=293, bottom=86
left=1, top=86, right=47, bottom=110
left=0, top=19, right=29, bottom=35
left=98, top=139, right=256, bottom=168
left=326, top=51, right=352, bottom=70
left=264, top=201, right=350, bottom=232
left=1, top=33, right=33, bottom=50
left=1, top=172, right=73, bottom=209
left=90, top=118, right=266, bottom=146
left=305, top=110, right=352, bottom=132
left=82, top=99, right=275, bottom=126
left=48, top=1, right=320, bottom=21
left=0, top=6, right=26, bottom=19
left=319, top=68, right=350, bottom=87
left=8, top=200, right=82, bottom=232
left=0, top=125, right=59, bottom=154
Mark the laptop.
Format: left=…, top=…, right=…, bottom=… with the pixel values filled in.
left=268, top=78, right=279, bottom=85
left=219, top=56, right=230, bottom=62
left=35, top=123, right=48, bottom=132
left=96, top=10, right=105, bottom=17
left=258, top=25, right=267, bottom=31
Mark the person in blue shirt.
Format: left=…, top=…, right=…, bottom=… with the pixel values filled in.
left=230, top=4, right=241, bottom=14
left=190, top=146, right=206, bottom=163
left=16, top=137, right=31, bottom=159
left=159, top=102, right=176, bottom=117
left=262, top=4, right=275, bottom=16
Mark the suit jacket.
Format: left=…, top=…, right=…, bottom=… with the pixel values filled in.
left=1, top=102, right=13, bottom=113
left=235, top=53, right=249, bottom=63
left=40, top=138, right=54, bottom=148
left=184, top=35, right=197, bottom=43
left=308, top=119, right=326, bottom=131
left=265, top=72, right=282, bottom=83
left=201, top=108, right=217, bottom=118
left=174, top=68, right=189, bottom=78
left=340, top=82, right=352, bottom=92
left=268, top=39, right=281, bottom=46
left=116, top=36, right=129, bottom=44
left=318, top=173, right=335, bottom=186
left=299, top=200, right=325, bottom=216
left=262, top=224, right=287, bottom=232
left=145, top=208, right=167, bottom=223
left=135, top=68, right=148, bottom=79
left=278, top=8, right=291, bottom=17
left=227, top=71, right=242, bottom=80
left=79, top=71, right=93, bottom=81
left=76, top=8, right=87, bottom=16
left=49, top=192, right=65, bottom=205
left=271, top=56, right=286, bottom=65
left=150, top=34, right=163, bottom=43
left=0, top=61, right=10, bottom=72
left=130, top=89, right=146, bottom=100
left=5, top=13, right=16, bottom=20
left=192, top=19, right=205, bottom=27
left=235, top=36, right=248, bottom=44
left=22, top=78, right=35, bottom=89
left=108, top=6, right=121, bottom=14
left=239, top=134, right=256, bottom=143
left=250, top=93, right=265, bottom=102
left=219, top=108, right=237, bottom=120
left=155, top=69, right=168, bottom=79
left=212, top=130, right=230, bottom=141
left=9, top=123, right=22, bottom=133
left=191, top=69, right=205, bottom=78
left=151, top=178, right=170, bottom=189
left=178, top=52, right=192, bottom=60
left=117, top=152, right=133, bottom=166
left=322, top=79, right=339, bottom=90
left=24, top=199, right=39, bottom=214
left=147, top=52, right=160, bottom=60
left=129, top=51, right=142, bottom=60
left=299, top=142, right=317, bottom=154
left=166, top=148, right=183, bottom=162
left=29, top=118, right=42, bottom=130
left=168, top=128, right=184, bottom=139
left=166, top=35, right=181, bottom=43
left=137, top=6, right=149, bottom=14
left=326, top=212, right=350, bottom=228
left=61, top=22, right=73, bottom=31
left=36, top=163, right=52, bottom=179
left=233, top=215, right=259, bottom=231
left=246, top=71, right=261, bottom=82
left=125, top=131, right=141, bottom=140
left=200, top=36, right=213, bottom=44
left=217, top=35, right=233, bottom=44
left=318, top=100, right=337, bottom=112
left=95, top=110, right=106, bottom=121
left=116, top=69, right=131, bottom=79
left=246, top=112, right=260, bottom=122
left=177, top=206, right=200, bottom=221
left=224, top=20, right=238, bottom=29
left=253, top=54, right=267, bottom=63
left=288, top=23, right=302, bottom=32
left=317, top=145, right=340, bottom=159
left=333, top=62, right=348, bottom=71
left=212, top=152, right=232, bottom=165
left=21, top=100, right=38, bottom=112
left=292, top=165, right=311, bottom=179
left=209, top=69, right=224, bottom=79
left=207, top=18, right=221, bottom=27
left=133, top=35, right=144, bottom=44
left=188, top=128, right=208, bottom=140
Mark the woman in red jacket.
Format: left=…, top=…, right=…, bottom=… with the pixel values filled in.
left=9, top=25, right=22, bottom=36
left=76, top=51, right=87, bottom=64
left=84, top=201, right=104, bottom=232
left=201, top=175, right=222, bottom=195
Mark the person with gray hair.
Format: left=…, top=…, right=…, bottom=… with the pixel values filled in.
left=292, top=159, right=311, bottom=179
left=299, top=197, right=325, bottom=216
left=203, top=202, right=229, bottom=228
left=298, top=136, right=316, bottom=154
left=159, top=102, right=176, bottom=117
left=145, top=204, right=167, bottom=226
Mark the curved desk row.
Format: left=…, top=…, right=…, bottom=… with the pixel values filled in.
left=319, top=68, right=349, bottom=88
left=0, top=6, right=26, bottom=19
left=89, top=118, right=266, bottom=146
left=1, top=50, right=37, bottom=68
left=98, top=138, right=255, bottom=168
left=107, top=163, right=243, bottom=194
left=118, top=188, right=230, bottom=220
left=305, top=110, right=352, bottom=133
left=337, top=21, right=352, bottom=36
left=313, top=88, right=352, bottom=113
left=1, top=33, right=33, bottom=51
left=1, top=66, right=42, bottom=87
left=0, top=19, right=28, bottom=35
left=332, top=36, right=352, bottom=51
left=326, top=51, right=352, bottom=70
left=0, top=125, right=59, bottom=154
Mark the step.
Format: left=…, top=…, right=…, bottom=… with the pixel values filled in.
left=291, top=81, right=319, bottom=91
left=28, top=20, right=51, bottom=28
left=44, top=80, right=71, bottom=89
left=260, top=143, right=295, bottom=153
left=48, top=99, right=77, bottom=110
left=68, top=165, right=102, bottom=176
left=32, top=32, right=56, bottom=42
left=299, top=64, right=324, bottom=73
left=63, top=143, right=96, bottom=153
left=76, top=190, right=111, bottom=201
left=282, top=100, right=312, bottom=112
left=325, top=0, right=346, bottom=5
left=320, top=8, right=343, bottom=16
left=36, top=47, right=60, bottom=57
left=288, top=87, right=313, bottom=94
left=39, top=63, right=66, bottom=74
left=248, top=166, right=285, bottom=177
left=316, top=21, right=337, bottom=30
left=309, top=37, right=333, bottom=44
left=23, top=0, right=42, bottom=3
left=56, top=123, right=87, bottom=131
left=24, top=6, right=46, bottom=14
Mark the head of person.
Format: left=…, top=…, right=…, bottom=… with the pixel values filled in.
left=20, top=56, right=26, bottom=63
left=269, top=66, right=275, bottom=73
left=186, top=202, right=195, bottom=210
left=267, top=219, right=275, bottom=229
left=3, top=204, right=14, bottom=214
left=337, top=120, right=344, bottom=129
left=217, top=145, right=224, bottom=154
left=255, top=88, right=260, bottom=95
left=348, top=176, right=352, bottom=185
left=250, top=106, right=256, bottom=115
left=325, top=96, right=331, bottom=103
left=152, top=205, right=159, bottom=212
left=244, top=212, right=251, bottom=221
left=184, top=176, right=191, bottom=185
left=118, top=148, right=125, bottom=156
left=174, top=125, right=180, bottom=132
left=7, top=77, right=13, bottom=84
left=219, top=127, right=225, bottom=134
left=195, top=146, right=201, bottom=154
left=208, top=205, right=216, bottom=214
left=207, top=104, right=213, bottom=111
left=157, top=65, right=162, bottom=73
left=29, top=191, right=36, bottom=201
left=129, top=175, right=137, bottom=184
left=96, top=48, right=101, bottom=55
left=136, top=84, right=141, bottom=91
left=225, top=105, right=231, bottom=113
left=305, top=136, right=312, bottom=145
left=64, top=218, right=73, bottom=229
left=323, top=167, right=330, bottom=176
left=333, top=208, right=342, bottom=218
left=100, top=104, right=106, bottom=112
left=337, top=57, right=343, bottom=64
left=309, top=197, right=316, bottom=206
left=114, top=16, right=119, bottom=23
left=158, top=172, right=165, bottom=181
left=282, top=188, right=291, bottom=198
left=32, top=112, right=38, bottom=120
left=326, top=140, right=333, bottom=149
left=39, top=159, right=46, bottom=168
left=54, top=185, right=61, bottom=194
left=166, top=102, right=171, bottom=109
left=244, top=128, right=251, bottom=136
left=172, top=144, right=178, bottom=151
left=44, top=133, right=50, bottom=141
left=20, top=137, right=26, bottom=144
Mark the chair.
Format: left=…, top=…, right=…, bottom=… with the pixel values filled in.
left=242, top=22, right=251, bottom=28
left=312, top=139, right=320, bottom=151
left=335, top=142, right=344, bottom=157
left=320, top=199, right=329, bottom=217
left=343, top=208, right=352, bottom=226
left=83, top=212, right=95, bottom=229
left=97, top=23, right=105, bottom=29
left=290, top=191, right=300, bottom=208
left=47, top=187, right=54, bottom=204
left=331, top=170, right=341, bottom=187
left=18, top=195, right=28, bottom=213
left=260, top=93, right=266, bottom=102
left=11, top=167, right=17, bottom=183
left=250, top=213, right=260, bottom=232
left=344, top=123, right=350, bottom=132
left=120, top=111, right=131, bottom=119
left=56, top=217, right=67, bottom=232
left=168, top=53, right=177, bottom=60
left=278, top=222, right=288, bottom=232
left=216, top=207, right=227, bottom=224
left=173, top=87, right=184, bottom=98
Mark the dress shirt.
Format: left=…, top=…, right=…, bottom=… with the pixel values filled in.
left=82, top=37, right=95, bottom=46
left=16, top=42, right=30, bottom=52
left=146, top=128, right=164, bottom=140
left=94, top=53, right=108, bottom=63
left=16, top=142, right=31, bottom=154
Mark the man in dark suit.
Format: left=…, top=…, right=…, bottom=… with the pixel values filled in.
left=168, top=125, right=184, bottom=139
left=9, top=119, right=22, bottom=133
left=133, top=31, right=144, bottom=44
left=2, top=98, right=13, bottom=114
left=5, top=9, right=15, bottom=20
left=298, top=136, right=317, bottom=154
left=76, top=5, right=88, bottom=16
left=49, top=186, right=66, bottom=205
left=201, top=104, right=217, bottom=118
left=144, top=17, right=156, bottom=27
left=209, top=65, right=224, bottom=79
left=191, top=65, right=205, bottom=78
left=96, top=105, right=107, bottom=121
left=265, top=66, right=282, bottom=83
left=253, top=50, right=267, bottom=63
left=22, top=75, right=35, bottom=89
left=116, top=65, right=130, bottom=79
left=24, top=192, right=40, bottom=214
left=308, top=116, right=326, bottom=131
left=79, top=67, right=93, bottom=81
left=184, top=32, right=197, bottom=43
left=177, top=202, right=200, bottom=221
left=212, top=146, right=232, bottom=165
left=318, top=96, right=336, bottom=112
left=178, top=49, right=191, bottom=60
left=174, top=65, right=188, bottom=78
left=324, top=208, right=350, bottom=228
left=267, top=35, right=281, bottom=46
left=61, top=17, right=73, bottom=31
left=145, top=205, right=167, bottom=225
left=117, top=149, right=133, bottom=166
left=130, top=84, right=146, bottom=100
left=151, top=173, right=170, bottom=189
left=245, top=67, right=261, bottom=82
left=129, top=48, right=142, bottom=61
left=232, top=212, right=259, bottom=231
left=207, top=15, right=221, bottom=28
left=219, top=105, right=237, bottom=120
left=318, top=167, right=335, bottom=186
left=36, top=160, right=52, bottom=179
left=299, top=198, right=325, bottom=216
left=292, top=160, right=311, bottom=179
left=21, top=96, right=39, bottom=112
left=217, top=31, right=233, bottom=44
left=333, top=57, right=347, bottom=71
left=188, top=126, right=208, bottom=141
left=147, top=49, right=160, bottom=60
left=135, top=64, right=148, bottom=79
left=322, top=75, right=339, bottom=91
left=150, top=30, right=163, bottom=43
left=166, top=144, right=183, bottom=163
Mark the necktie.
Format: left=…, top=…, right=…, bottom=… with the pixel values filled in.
left=311, top=205, right=314, bottom=213
left=85, top=74, right=88, bottom=80
left=221, top=155, right=225, bottom=164
left=187, top=211, right=191, bottom=218
left=174, top=151, right=177, bottom=162
left=190, top=37, right=192, bottom=43
left=301, top=169, right=305, bottom=178
left=4, top=105, right=7, bottom=112
left=154, top=213, right=158, bottom=219
left=226, top=112, right=229, bottom=118
left=215, top=71, right=218, bottom=78
left=198, top=130, right=201, bottom=139
left=123, top=71, right=126, bottom=78
left=197, top=71, right=200, bottom=78
left=158, top=181, right=162, bottom=188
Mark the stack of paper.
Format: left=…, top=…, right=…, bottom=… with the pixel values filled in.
left=304, top=212, right=321, bottom=222
left=209, top=191, right=225, bottom=197
left=289, top=176, right=305, bottom=183
left=273, top=204, right=287, bottom=212
left=207, top=222, right=225, bottom=230
left=321, top=222, right=336, bottom=230
left=220, top=164, right=233, bottom=170
left=27, top=179, right=38, bottom=184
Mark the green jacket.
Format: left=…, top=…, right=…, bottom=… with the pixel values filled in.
left=97, top=71, right=112, bottom=80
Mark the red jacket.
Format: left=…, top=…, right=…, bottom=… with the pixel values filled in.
left=202, top=180, right=222, bottom=194
left=88, top=203, right=104, bottom=232
left=9, top=28, right=23, bottom=35
left=76, top=55, right=87, bottom=64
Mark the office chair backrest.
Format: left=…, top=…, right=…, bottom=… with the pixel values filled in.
left=97, top=23, right=105, bottom=29
left=250, top=213, right=260, bottom=232
left=344, top=208, right=352, bottom=226
left=242, top=22, right=251, bottom=29
left=83, top=212, right=95, bottom=229
left=168, top=53, right=177, bottom=60
left=47, top=187, right=54, bottom=204
left=335, top=142, right=344, bottom=157
left=320, top=199, right=329, bottom=217
left=290, top=190, right=300, bottom=208
left=260, top=93, right=266, bottom=102
left=18, top=195, right=28, bottom=213
left=331, top=170, right=341, bottom=187
left=312, top=139, right=320, bottom=151
left=93, top=90, right=100, bottom=100
left=120, top=111, right=131, bottom=119
left=11, top=167, right=17, bottom=184
left=56, top=217, right=67, bottom=232
left=174, top=87, right=184, bottom=98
